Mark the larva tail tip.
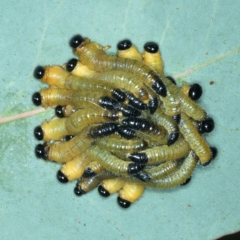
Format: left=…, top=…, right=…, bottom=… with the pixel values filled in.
left=66, top=58, right=78, bottom=72
left=33, top=66, right=45, bottom=79
left=117, top=196, right=131, bottom=208
left=34, top=126, right=43, bottom=141
left=74, top=186, right=85, bottom=196
left=69, top=34, right=84, bottom=49
left=144, top=42, right=159, bottom=53
left=98, top=185, right=110, bottom=197
left=57, top=170, right=68, bottom=183
left=32, top=92, right=42, bottom=106
left=189, top=83, right=202, bottom=101
left=117, top=39, right=132, bottom=50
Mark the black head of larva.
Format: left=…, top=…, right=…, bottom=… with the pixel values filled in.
left=202, top=146, right=218, bottom=166
left=152, top=77, right=167, bottom=97
left=112, top=89, right=126, bottom=102
left=117, top=126, right=136, bottom=139
left=198, top=117, right=215, bottom=134
left=33, top=66, right=45, bottom=79
left=74, top=186, right=86, bottom=196
left=119, top=105, right=141, bottom=117
left=32, top=92, right=42, bottom=106
left=134, top=171, right=151, bottom=183
left=148, top=97, right=158, bottom=114
left=189, top=83, right=202, bottom=101
left=57, top=170, right=69, bottom=183
left=65, top=135, right=74, bottom=141
left=128, top=152, right=148, bottom=164
left=126, top=92, right=147, bottom=110
left=172, top=114, right=181, bottom=124
left=55, top=105, right=65, bottom=118
left=117, top=196, right=131, bottom=208
left=128, top=162, right=146, bottom=175
left=98, top=185, right=110, bottom=197
left=117, top=39, right=132, bottom=50
left=144, top=42, right=159, bottom=53
left=34, top=126, right=43, bottom=141
left=35, top=144, right=47, bottom=160
left=167, top=132, right=179, bottom=146
left=69, top=34, right=84, bottom=49
left=180, top=176, right=192, bottom=186
left=66, top=58, right=78, bottom=72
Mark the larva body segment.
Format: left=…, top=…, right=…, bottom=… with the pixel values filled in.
left=76, top=171, right=116, bottom=194
left=41, top=118, right=69, bottom=141
left=119, top=180, right=145, bottom=203
left=65, top=108, right=120, bottom=135
left=40, top=88, right=113, bottom=109
left=73, top=38, right=167, bottom=97
left=146, top=151, right=198, bottom=188
left=179, top=92, right=206, bottom=121
left=150, top=107, right=179, bottom=145
left=96, top=136, right=148, bottom=155
left=66, top=59, right=96, bottom=77
left=179, top=113, right=212, bottom=164
left=145, top=160, right=180, bottom=181
left=83, top=160, right=105, bottom=178
left=129, top=137, right=190, bottom=165
left=60, top=152, right=92, bottom=181
left=86, top=145, right=146, bottom=178
left=101, top=178, right=125, bottom=194
left=40, top=107, right=119, bottom=141
left=47, top=127, right=94, bottom=163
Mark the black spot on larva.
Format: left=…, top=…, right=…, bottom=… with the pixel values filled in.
left=66, top=58, right=78, bottom=72
left=33, top=66, right=45, bottom=79
left=117, top=39, right=132, bottom=50
left=117, top=197, right=131, bottom=208
left=98, top=185, right=110, bottom=197
left=69, top=34, right=84, bottom=49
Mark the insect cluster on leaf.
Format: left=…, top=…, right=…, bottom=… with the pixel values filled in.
left=32, top=34, right=217, bottom=208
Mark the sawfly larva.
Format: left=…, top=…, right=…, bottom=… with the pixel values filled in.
left=146, top=151, right=198, bottom=188
left=179, top=112, right=211, bottom=165
left=86, top=145, right=148, bottom=181
left=128, top=137, right=190, bottom=165
left=69, top=35, right=167, bottom=97
left=34, top=127, right=94, bottom=163
left=57, top=152, right=92, bottom=182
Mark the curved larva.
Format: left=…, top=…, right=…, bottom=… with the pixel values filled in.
left=47, top=127, right=94, bottom=163
left=85, top=145, right=145, bottom=177
left=179, top=112, right=211, bottom=165
left=60, top=152, right=92, bottom=181
left=73, top=38, right=167, bottom=97
left=129, top=137, right=190, bottom=165
left=41, top=107, right=119, bottom=141
left=146, top=151, right=198, bottom=188
left=150, top=107, right=179, bottom=145
left=145, top=160, right=180, bottom=181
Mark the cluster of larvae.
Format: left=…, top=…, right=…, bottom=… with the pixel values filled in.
left=32, top=34, right=217, bottom=208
